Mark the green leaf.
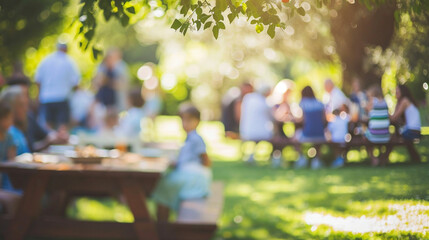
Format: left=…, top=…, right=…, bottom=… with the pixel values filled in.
left=204, top=21, right=213, bottom=29
left=267, top=24, right=275, bottom=38
left=196, top=21, right=202, bottom=30
left=120, top=14, right=129, bottom=26
left=171, top=19, right=182, bottom=30
left=228, top=13, right=236, bottom=23
left=200, top=14, right=210, bottom=23
left=255, top=23, right=264, bottom=33
left=180, top=5, right=190, bottom=15
left=92, top=47, right=101, bottom=60
left=218, top=21, right=225, bottom=29
left=250, top=19, right=258, bottom=24
left=180, top=22, right=189, bottom=33
left=103, top=10, right=112, bottom=21
left=126, top=6, right=135, bottom=14
left=212, top=25, right=219, bottom=39
left=84, top=29, right=95, bottom=41
left=297, top=7, right=305, bottom=16
left=196, top=7, right=202, bottom=16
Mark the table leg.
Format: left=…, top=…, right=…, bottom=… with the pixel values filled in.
left=5, top=173, right=49, bottom=240
left=120, top=178, right=159, bottom=240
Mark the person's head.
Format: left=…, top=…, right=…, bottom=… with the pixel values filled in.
left=104, top=107, right=118, bottom=129
left=104, top=48, right=123, bottom=69
left=0, top=101, right=13, bottom=133
left=128, top=89, right=145, bottom=108
left=367, top=84, right=384, bottom=100
left=396, top=84, right=418, bottom=107
left=240, top=82, right=254, bottom=97
left=179, top=103, right=200, bottom=133
left=57, top=42, right=68, bottom=53
left=301, top=86, right=315, bottom=99
left=324, top=78, right=335, bottom=93
left=7, top=72, right=31, bottom=103
left=0, top=86, right=28, bottom=124
left=351, top=78, right=361, bottom=93
left=256, top=84, right=271, bottom=97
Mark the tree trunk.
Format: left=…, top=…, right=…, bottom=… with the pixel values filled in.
left=330, top=2, right=396, bottom=92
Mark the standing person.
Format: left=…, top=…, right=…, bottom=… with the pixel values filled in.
left=93, top=49, right=129, bottom=112
left=324, top=79, right=350, bottom=115
left=152, top=103, right=211, bottom=222
left=294, top=86, right=326, bottom=169
left=364, top=85, right=391, bottom=166
left=383, top=85, right=421, bottom=164
left=35, top=42, right=81, bottom=130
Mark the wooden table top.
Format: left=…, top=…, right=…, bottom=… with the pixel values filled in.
left=0, top=153, right=169, bottom=177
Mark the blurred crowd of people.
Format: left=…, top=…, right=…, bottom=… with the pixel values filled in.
left=221, top=78, right=422, bottom=169
left=0, top=42, right=162, bottom=192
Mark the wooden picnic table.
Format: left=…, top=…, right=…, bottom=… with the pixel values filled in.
left=0, top=155, right=169, bottom=240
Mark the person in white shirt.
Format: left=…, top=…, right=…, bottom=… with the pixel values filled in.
left=35, top=43, right=80, bottom=130
left=240, top=85, right=273, bottom=142
left=239, top=84, right=273, bottom=164
left=324, top=79, right=350, bottom=114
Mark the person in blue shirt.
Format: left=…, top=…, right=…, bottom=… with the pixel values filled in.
left=294, top=86, right=326, bottom=169
left=0, top=86, right=31, bottom=155
left=152, top=103, right=212, bottom=222
left=0, top=101, right=16, bottom=189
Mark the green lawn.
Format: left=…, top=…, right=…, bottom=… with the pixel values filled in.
left=68, top=117, right=429, bottom=240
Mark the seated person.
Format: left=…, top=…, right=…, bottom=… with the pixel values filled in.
left=384, top=85, right=421, bottom=164
left=152, top=103, right=211, bottom=222
left=364, top=85, right=390, bottom=166
left=0, top=101, right=17, bottom=191
left=115, top=89, right=145, bottom=138
left=327, top=108, right=350, bottom=168
left=294, top=86, right=326, bottom=169
left=239, top=84, right=273, bottom=164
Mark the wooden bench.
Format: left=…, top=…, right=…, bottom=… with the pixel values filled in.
left=158, top=182, right=224, bottom=240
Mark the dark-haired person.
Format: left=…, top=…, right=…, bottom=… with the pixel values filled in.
left=383, top=85, right=422, bottom=164
left=221, top=82, right=253, bottom=139
left=0, top=102, right=16, bottom=190
left=152, top=103, right=212, bottom=222
left=0, top=101, right=20, bottom=215
left=294, top=86, right=326, bottom=169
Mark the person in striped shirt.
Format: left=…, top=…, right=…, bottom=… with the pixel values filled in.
left=364, top=85, right=391, bottom=166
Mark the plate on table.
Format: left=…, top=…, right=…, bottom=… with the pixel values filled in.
left=139, top=148, right=164, bottom=158
left=65, top=146, right=111, bottom=164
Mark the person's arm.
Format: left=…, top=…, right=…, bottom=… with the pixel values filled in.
left=201, top=153, right=211, bottom=167
left=7, top=146, right=16, bottom=161
left=390, top=98, right=409, bottom=122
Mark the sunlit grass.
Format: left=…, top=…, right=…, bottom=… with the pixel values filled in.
left=68, top=116, right=429, bottom=239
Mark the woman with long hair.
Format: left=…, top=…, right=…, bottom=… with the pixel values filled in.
left=383, top=84, right=421, bottom=164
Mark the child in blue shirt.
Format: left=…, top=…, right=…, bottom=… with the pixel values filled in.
left=327, top=108, right=350, bottom=168
left=152, top=103, right=212, bottom=222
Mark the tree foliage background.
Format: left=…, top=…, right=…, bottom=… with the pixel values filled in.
left=0, top=0, right=428, bottom=118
